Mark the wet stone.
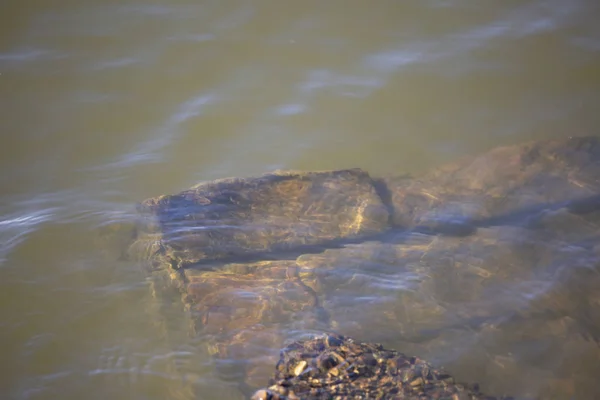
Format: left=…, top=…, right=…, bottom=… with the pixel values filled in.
left=293, top=226, right=556, bottom=342
left=384, top=136, right=600, bottom=231
left=252, top=333, right=512, bottom=400
left=175, top=260, right=329, bottom=389
left=182, top=261, right=323, bottom=335
left=128, top=168, right=390, bottom=269
left=207, top=324, right=286, bottom=390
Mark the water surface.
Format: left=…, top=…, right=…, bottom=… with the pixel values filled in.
left=2, top=1, right=600, bottom=399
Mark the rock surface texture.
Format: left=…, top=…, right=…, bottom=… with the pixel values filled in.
left=132, top=168, right=390, bottom=268
left=251, top=333, right=513, bottom=400
left=127, top=136, right=600, bottom=399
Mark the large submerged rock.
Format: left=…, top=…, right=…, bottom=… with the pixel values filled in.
left=126, top=136, right=600, bottom=399
left=129, top=168, right=390, bottom=269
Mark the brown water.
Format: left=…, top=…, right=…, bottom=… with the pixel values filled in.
left=1, top=1, right=600, bottom=399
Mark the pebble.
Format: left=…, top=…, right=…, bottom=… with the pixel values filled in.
left=252, top=332, right=515, bottom=400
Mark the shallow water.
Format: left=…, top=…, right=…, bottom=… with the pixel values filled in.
left=2, top=1, right=600, bottom=399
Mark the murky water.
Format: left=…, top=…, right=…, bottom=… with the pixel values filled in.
left=2, top=1, right=600, bottom=399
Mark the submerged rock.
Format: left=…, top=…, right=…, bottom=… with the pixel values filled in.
left=123, top=136, right=600, bottom=399
left=383, top=136, right=600, bottom=232
left=129, top=168, right=390, bottom=269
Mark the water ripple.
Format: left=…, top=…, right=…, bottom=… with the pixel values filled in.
left=0, top=48, right=67, bottom=67
left=92, top=57, right=140, bottom=71
left=298, top=69, right=384, bottom=98
left=272, top=103, right=307, bottom=116
left=96, top=92, right=218, bottom=169
left=364, top=49, right=429, bottom=74
left=166, top=33, right=216, bottom=43
left=364, top=0, right=584, bottom=77
left=0, top=208, right=58, bottom=265
left=168, top=93, right=217, bottom=125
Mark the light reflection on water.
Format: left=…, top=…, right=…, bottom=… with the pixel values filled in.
left=1, top=0, right=600, bottom=399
